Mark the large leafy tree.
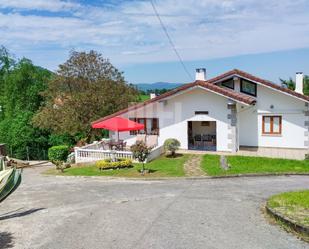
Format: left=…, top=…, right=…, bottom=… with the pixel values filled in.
left=33, top=50, right=138, bottom=140
left=280, top=76, right=309, bottom=95
left=0, top=47, right=52, bottom=159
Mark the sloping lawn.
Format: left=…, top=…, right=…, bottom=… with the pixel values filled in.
left=138, top=94, right=150, bottom=102
left=267, top=190, right=309, bottom=227
left=201, top=155, right=309, bottom=176
left=45, top=154, right=188, bottom=178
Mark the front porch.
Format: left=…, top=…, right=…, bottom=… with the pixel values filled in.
left=187, top=121, right=217, bottom=151
left=179, top=146, right=308, bottom=160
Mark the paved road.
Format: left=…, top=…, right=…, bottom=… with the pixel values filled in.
left=0, top=167, right=308, bottom=249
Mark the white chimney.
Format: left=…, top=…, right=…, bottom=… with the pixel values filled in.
left=195, top=68, right=206, bottom=81
left=295, top=72, right=304, bottom=94
left=150, top=93, right=157, bottom=99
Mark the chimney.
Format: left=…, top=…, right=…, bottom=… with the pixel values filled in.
left=150, top=93, right=157, bottom=99
left=295, top=72, right=304, bottom=94
left=195, top=68, right=206, bottom=81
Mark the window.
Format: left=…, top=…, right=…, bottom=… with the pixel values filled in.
left=262, top=116, right=282, bottom=135
left=240, top=79, right=257, bottom=96
left=195, top=111, right=209, bottom=115
left=221, top=79, right=234, bottom=89
left=129, top=118, right=159, bottom=135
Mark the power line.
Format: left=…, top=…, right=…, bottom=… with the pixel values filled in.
left=149, top=0, right=193, bottom=81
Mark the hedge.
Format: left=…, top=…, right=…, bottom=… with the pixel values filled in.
left=95, top=158, right=133, bottom=170
left=48, top=145, right=70, bottom=163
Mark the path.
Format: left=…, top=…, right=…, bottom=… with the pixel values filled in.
left=184, top=154, right=206, bottom=176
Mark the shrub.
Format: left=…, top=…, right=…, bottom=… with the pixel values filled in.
left=164, top=138, right=180, bottom=157
left=48, top=145, right=70, bottom=163
left=95, top=158, right=132, bottom=170
left=130, top=141, right=151, bottom=173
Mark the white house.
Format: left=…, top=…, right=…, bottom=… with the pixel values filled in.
left=92, top=69, right=309, bottom=155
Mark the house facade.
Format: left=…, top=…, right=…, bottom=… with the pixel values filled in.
left=92, top=69, right=309, bottom=153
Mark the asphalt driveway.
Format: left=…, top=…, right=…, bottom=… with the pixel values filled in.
left=0, top=167, right=308, bottom=249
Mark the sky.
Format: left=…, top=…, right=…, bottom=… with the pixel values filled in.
left=0, top=0, right=309, bottom=84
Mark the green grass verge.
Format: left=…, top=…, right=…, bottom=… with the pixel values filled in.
left=201, top=155, right=309, bottom=176
left=267, top=190, right=309, bottom=227
left=45, top=154, right=189, bottom=178
left=138, top=94, right=150, bottom=102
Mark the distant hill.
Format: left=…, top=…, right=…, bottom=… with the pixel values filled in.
left=134, top=82, right=183, bottom=91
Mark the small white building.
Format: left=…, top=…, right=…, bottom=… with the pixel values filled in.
left=93, top=69, right=309, bottom=156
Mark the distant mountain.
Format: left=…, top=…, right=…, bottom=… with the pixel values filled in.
left=134, top=82, right=183, bottom=91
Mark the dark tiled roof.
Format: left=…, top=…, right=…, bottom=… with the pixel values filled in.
left=208, top=69, right=309, bottom=102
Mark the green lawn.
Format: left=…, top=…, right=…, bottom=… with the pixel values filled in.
left=201, top=155, right=309, bottom=176
left=267, top=190, right=309, bottom=240
left=138, top=94, right=150, bottom=102
left=46, top=154, right=189, bottom=177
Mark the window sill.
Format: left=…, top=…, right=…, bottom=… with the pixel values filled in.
left=261, top=134, right=282, bottom=137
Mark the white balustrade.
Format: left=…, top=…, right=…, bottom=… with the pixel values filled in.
left=74, top=140, right=163, bottom=164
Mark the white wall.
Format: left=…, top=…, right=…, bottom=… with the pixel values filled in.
left=239, top=85, right=307, bottom=148
left=113, top=81, right=308, bottom=150
left=115, top=87, right=231, bottom=151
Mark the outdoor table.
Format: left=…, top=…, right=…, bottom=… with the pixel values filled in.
left=107, top=140, right=124, bottom=150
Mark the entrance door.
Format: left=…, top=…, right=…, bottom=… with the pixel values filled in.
left=188, top=121, right=216, bottom=151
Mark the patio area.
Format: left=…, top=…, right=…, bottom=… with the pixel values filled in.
left=74, top=136, right=162, bottom=164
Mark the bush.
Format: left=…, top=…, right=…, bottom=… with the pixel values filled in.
left=164, top=138, right=180, bottom=157
left=48, top=145, right=70, bottom=163
left=130, top=141, right=151, bottom=173
left=95, top=158, right=133, bottom=170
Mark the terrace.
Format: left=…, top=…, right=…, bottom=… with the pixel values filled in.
left=74, top=136, right=163, bottom=164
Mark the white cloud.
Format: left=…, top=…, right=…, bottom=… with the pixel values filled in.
left=0, top=0, right=79, bottom=12
left=0, top=0, right=309, bottom=68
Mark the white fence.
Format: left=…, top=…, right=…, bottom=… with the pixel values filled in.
left=75, top=148, right=134, bottom=163
left=74, top=144, right=163, bottom=164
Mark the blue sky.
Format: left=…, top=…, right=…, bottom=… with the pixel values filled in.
left=0, top=0, right=309, bottom=84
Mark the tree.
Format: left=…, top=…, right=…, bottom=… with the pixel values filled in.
left=130, top=141, right=151, bottom=174
left=33, top=50, right=138, bottom=141
left=280, top=76, right=309, bottom=95
left=0, top=48, right=53, bottom=160
left=164, top=138, right=180, bottom=157
left=280, top=78, right=295, bottom=91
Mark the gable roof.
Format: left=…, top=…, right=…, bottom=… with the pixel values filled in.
left=92, top=69, right=309, bottom=125
left=208, top=69, right=309, bottom=102
left=92, top=79, right=256, bottom=124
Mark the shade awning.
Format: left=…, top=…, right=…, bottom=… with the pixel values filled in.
left=92, top=116, right=144, bottom=132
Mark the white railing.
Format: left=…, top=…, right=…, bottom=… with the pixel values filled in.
left=75, top=148, right=134, bottom=163
left=75, top=145, right=164, bottom=164
left=81, top=140, right=107, bottom=150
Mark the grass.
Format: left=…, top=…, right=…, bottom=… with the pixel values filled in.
left=138, top=94, right=150, bottom=102
left=267, top=190, right=309, bottom=241
left=45, top=154, right=189, bottom=178
left=201, top=155, right=309, bottom=176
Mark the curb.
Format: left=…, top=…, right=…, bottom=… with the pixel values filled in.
left=44, top=173, right=309, bottom=181
left=266, top=205, right=309, bottom=236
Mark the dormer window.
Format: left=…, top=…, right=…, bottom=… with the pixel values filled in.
left=240, top=79, right=257, bottom=97
left=221, top=79, right=234, bottom=89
